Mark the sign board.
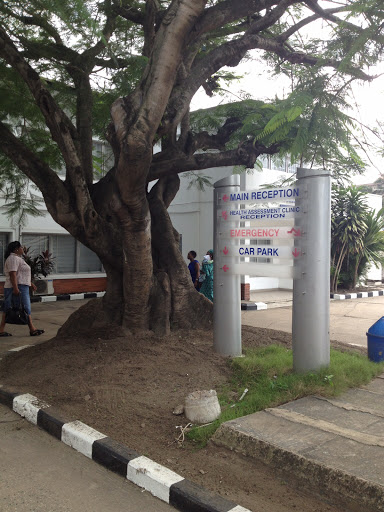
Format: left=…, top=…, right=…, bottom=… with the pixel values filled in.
left=220, top=245, right=301, bottom=259
left=219, top=205, right=301, bottom=221
left=220, top=226, right=302, bottom=239
left=213, top=169, right=331, bottom=374
left=219, top=186, right=300, bottom=204
left=220, top=263, right=296, bottom=279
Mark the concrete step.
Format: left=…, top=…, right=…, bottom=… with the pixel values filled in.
left=212, top=378, right=384, bottom=511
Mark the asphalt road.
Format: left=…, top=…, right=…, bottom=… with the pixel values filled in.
left=0, top=404, right=172, bottom=512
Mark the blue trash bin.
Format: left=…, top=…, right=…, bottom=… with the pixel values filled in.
left=367, top=316, right=384, bottom=362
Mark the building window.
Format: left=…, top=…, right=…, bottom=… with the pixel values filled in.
left=23, top=235, right=49, bottom=256
left=51, top=235, right=77, bottom=273
left=93, top=141, right=114, bottom=177
left=178, top=234, right=182, bottom=254
left=0, top=233, right=9, bottom=274
left=22, top=234, right=103, bottom=274
left=79, top=242, right=103, bottom=272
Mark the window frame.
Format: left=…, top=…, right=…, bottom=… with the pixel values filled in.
left=21, top=233, right=104, bottom=275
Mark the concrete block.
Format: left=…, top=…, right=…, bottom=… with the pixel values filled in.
left=62, top=420, right=106, bottom=458
left=69, top=293, right=85, bottom=300
left=13, top=393, right=50, bottom=425
left=92, top=437, right=140, bottom=477
left=127, top=456, right=184, bottom=503
left=40, top=295, right=57, bottom=302
left=255, top=302, right=267, bottom=310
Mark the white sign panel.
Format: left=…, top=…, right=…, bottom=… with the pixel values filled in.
left=220, top=263, right=296, bottom=279
left=219, top=186, right=300, bottom=204
left=220, top=226, right=302, bottom=239
left=219, top=245, right=301, bottom=259
left=219, top=206, right=301, bottom=221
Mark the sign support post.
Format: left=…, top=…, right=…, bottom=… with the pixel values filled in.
left=292, top=168, right=331, bottom=372
left=213, top=175, right=242, bottom=356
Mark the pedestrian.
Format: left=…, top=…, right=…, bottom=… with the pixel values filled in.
left=0, top=241, right=44, bottom=337
left=200, top=250, right=214, bottom=302
left=187, top=250, right=200, bottom=289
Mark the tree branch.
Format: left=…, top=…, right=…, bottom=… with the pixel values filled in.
left=143, top=0, right=158, bottom=57
left=0, top=25, right=80, bottom=162
left=305, top=0, right=384, bottom=45
left=190, top=0, right=284, bottom=43
left=165, top=18, right=375, bottom=135
left=0, top=120, right=75, bottom=228
left=0, top=25, right=104, bottom=238
left=81, top=3, right=117, bottom=62
left=111, top=0, right=146, bottom=25
left=148, top=141, right=280, bottom=182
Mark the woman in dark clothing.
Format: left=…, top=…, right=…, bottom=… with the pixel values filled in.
left=187, top=251, right=200, bottom=289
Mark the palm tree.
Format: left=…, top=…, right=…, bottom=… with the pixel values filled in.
left=331, top=186, right=368, bottom=293
left=351, top=208, right=384, bottom=289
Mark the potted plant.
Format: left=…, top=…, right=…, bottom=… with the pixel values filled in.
left=23, top=247, right=55, bottom=294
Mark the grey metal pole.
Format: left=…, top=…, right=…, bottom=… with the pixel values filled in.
left=292, top=168, right=331, bottom=372
left=213, top=175, right=242, bottom=356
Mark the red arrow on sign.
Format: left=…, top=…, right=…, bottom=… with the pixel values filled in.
left=222, top=194, right=229, bottom=202
left=292, top=248, right=301, bottom=258
left=223, top=265, right=229, bottom=272
left=223, top=246, right=229, bottom=255
left=287, top=227, right=301, bottom=237
left=221, top=210, right=228, bottom=220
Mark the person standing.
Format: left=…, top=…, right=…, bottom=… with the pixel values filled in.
left=187, top=251, right=200, bottom=289
left=0, top=241, right=44, bottom=337
left=200, top=250, right=214, bottom=302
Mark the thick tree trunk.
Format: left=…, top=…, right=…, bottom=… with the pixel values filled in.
left=149, top=176, right=213, bottom=334
left=59, top=175, right=213, bottom=337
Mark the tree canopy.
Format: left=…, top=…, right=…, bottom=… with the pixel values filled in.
left=1, top=1, right=383, bottom=185
left=0, top=0, right=384, bottom=332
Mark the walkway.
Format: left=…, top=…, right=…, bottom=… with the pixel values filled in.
left=214, top=373, right=384, bottom=511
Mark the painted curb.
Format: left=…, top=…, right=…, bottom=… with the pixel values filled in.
left=241, top=302, right=267, bottom=311
left=0, top=387, right=251, bottom=512
left=0, top=291, right=105, bottom=308
left=331, top=290, right=384, bottom=300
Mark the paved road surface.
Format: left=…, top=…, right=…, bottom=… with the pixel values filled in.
left=0, top=404, right=172, bottom=512
left=242, top=295, right=384, bottom=347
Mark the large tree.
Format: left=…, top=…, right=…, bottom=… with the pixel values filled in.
left=0, top=0, right=383, bottom=334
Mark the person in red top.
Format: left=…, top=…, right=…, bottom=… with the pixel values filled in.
left=0, top=241, right=44, bottom=337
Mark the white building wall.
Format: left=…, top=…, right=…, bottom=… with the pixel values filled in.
left=0, top=194, right=106, bottom=284
left=169, top=169, right=384, bottom=291
left=168, top=166, right=234, bottom=261
left=168, top=166, right=294, bottom=290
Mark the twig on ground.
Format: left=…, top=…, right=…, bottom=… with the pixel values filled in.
left=169, top=422, right=192, bottom=446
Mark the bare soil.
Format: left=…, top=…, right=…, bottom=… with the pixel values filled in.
left=0, top=320, right=359, bottom=512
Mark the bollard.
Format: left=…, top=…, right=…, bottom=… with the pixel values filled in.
left=213, top=175, right=242, bottom=356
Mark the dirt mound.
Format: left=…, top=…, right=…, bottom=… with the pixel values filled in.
left=0, top=325, right=343, bottom=512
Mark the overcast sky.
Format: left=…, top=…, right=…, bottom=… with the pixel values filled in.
left=191, top=47, right=384, bottom=187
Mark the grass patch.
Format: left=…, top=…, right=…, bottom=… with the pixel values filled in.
left=188, top=345, right=384, bottom=446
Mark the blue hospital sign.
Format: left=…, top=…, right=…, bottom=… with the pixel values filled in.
left=220, top=186, right=300, bottom=204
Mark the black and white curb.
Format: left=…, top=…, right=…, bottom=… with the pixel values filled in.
left=33, top=291, right=105, bottom=303
left=0, top=291, right=105, bottom=308
left=331, top=290, right=384, bottom=300
left=0, top=388, right=250, bottom=512
left=241, top=302, right=267, bottom=311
